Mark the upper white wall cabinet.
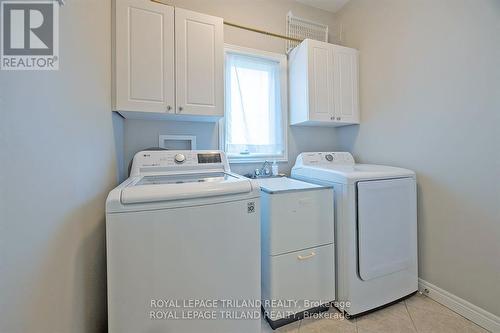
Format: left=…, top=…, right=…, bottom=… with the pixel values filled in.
left=289, top=39, right=360, bottom=126
left=175, top=8, right=224, bottom=117
left=113, top=0, right=174, bottom=114
left=113, top=0, right=224, bottom=121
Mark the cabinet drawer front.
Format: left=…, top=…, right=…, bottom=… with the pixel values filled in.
left=265, top=244, right=335, bottom=318
left=266, top=189, right=334, bottom=255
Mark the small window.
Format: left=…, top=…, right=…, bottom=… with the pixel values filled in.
left=221, top=45, right=287, bottom=163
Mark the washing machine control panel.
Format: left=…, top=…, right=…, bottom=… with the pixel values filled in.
left=296, top=152, right=355, bottom=167
left=130, top=151, right=230, bottom=176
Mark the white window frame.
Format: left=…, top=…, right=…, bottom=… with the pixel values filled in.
left=219, top=44, right=288, bottom=164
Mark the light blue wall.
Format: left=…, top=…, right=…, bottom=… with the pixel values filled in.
left=123, top=119, right=219, bottom=179
left=0, top=1, right=118, bottom=331
left=122, top=119, right=339, bottom=178
left=112, top=113, right=125, bottom=181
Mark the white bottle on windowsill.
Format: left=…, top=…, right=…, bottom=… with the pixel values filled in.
left=272, top=160, right=279, bottom=176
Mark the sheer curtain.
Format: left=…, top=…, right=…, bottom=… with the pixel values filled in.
left=224, top=52, right=284, bottom=159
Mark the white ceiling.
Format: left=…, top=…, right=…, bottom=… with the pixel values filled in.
left=296, top=0, right=351, bottom=13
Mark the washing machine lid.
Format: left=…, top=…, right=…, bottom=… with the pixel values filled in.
left=120, top=172, right=253, bottom=204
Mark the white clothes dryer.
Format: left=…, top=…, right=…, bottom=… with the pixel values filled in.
left=292, top=152, right=418, bottom=317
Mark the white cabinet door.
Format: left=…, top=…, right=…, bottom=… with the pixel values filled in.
left=333, top=45, right=359, bottom=123
left=175, top=8, right=224, bottom=116
left=308, top=40, right=334, bottom=122
left=114, top=0, right=174, bottom=113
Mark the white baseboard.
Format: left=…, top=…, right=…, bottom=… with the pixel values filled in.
left=418, top=278, right=500, bottom=332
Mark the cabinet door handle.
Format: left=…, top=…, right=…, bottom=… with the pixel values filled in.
left=166, top=105, right=172, bottom=112
left=178, top=106, right=183, bottom=112
left=330, top=116, right=334, bottom=120
left=297, top=252, right=316, bottom=260
left=337, top=117, right=341, bottom=121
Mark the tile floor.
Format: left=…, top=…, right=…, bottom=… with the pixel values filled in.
left=261, top=293, right=490, bottom=333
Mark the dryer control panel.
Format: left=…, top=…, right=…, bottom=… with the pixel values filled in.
left=294, top=152, right=355, bottom=168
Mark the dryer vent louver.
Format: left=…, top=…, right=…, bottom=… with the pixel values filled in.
left=286, top=11, right=328, bottom=52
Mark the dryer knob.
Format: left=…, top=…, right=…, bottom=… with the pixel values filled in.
left=174, top=153, right=186, bottom=164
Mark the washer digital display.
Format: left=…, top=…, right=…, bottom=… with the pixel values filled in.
left=197, top=153, right=222, bottom=164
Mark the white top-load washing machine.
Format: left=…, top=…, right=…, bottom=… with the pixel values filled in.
left=292, top=152, right=417, bottom=317
left=106, top=150, right=261, bottom=333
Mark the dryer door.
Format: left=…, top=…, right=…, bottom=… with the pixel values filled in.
left=357, top=178, right=417, bottom=281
